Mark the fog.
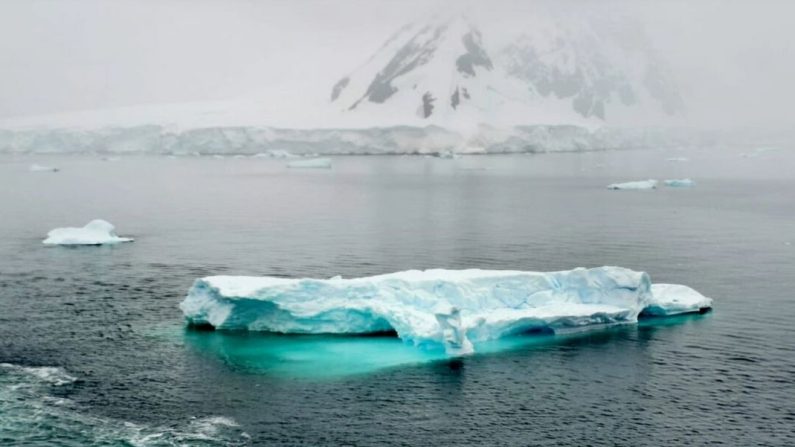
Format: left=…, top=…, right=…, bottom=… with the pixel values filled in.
left=1, top=0, right=793, bottom=130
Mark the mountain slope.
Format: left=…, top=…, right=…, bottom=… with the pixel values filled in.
left=330, top=15, right=683, bottom=128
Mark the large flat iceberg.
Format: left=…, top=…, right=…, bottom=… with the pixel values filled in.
left=180, top=267, right=712, bottom=356
left=43, top=219, right=134, bottom=245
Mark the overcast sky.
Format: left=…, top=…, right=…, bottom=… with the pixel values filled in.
left=1, top=0, right=793, bottom=129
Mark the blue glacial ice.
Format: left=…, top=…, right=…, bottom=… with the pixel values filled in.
left=43, top=219, right=133, bottom=246
left=179, top=267, right=712, bottom=356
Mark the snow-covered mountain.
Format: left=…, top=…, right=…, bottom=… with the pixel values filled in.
left=0, top=11, right=703, bottom=155
left=330, top=15, right=683, bottom=128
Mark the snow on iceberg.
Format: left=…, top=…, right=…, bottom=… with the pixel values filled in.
left=180, top=267, right=712, bottom=356
left=29, top=163, right=59, bottom=172
left=606, top=180, right=658, bottom=190
left=286, top=157, right=332, bottom=169
left=43, top=219, right=133, bottom=246
left=664, top=178, right=695, bottom=187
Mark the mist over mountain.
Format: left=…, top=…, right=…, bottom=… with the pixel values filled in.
left=331, top=14, right=682, bottom=128
left=0, top=0, right=793, bottom=136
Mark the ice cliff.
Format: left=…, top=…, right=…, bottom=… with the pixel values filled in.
left=0, top=124, right=711, bottom=156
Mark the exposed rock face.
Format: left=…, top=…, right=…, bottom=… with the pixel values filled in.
left=330, top=14, right=682, bottom=125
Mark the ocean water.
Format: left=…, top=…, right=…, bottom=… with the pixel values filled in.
left=1, top=147, right=794, bottom=445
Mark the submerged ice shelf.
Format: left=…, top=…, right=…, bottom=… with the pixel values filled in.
left=180, top=267, right=712, bottom=356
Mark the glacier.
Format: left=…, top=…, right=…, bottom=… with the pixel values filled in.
left=0, top=123, right=719, bottom=156
left=607, top=179, right=658, bottom=190
left=179, top=267, right=712, bottom=356
left=43, top=219, right=133, bottom=246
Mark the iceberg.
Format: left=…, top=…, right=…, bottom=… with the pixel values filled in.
left=665, top=157, right=689, bottom=162
left=29, top=163, right=59, bottom=172
left=286, top=157, right=332, bottom=169
left=664, top=178, right=695, bottom=187
left=180, top=267, right=712, bottom=356
left=606, top=179, right=658, bottom=190
left=43, top=219, right=134, bottom=246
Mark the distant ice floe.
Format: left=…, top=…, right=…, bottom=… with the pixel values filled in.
left=607, top=179, right=658, bottom=190
left=29, top=163, right=59, bottom=172
left=286, top=158, right=332, bottom=169
left=664, top=178, right=695, bottom=187
left=740, top=147, right=780, bottom=158
left=665, top=157, right=689, bottom=162
left=180, top=267, right=713, bottom=356
left=43, top=219, right=133, bottom=246
left=253, top=149, right=298, bottom=159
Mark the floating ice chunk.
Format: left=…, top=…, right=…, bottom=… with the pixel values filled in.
left=607, top=180, right=658, bottom=190
left=664, top=178, right=694, bottom=187
left=644, top=284, right=713, bottom=316
left=180, top=267, right=712, bottom=356
left=286, top=158, right=332, bottom=169
left=43, top=219, right=133, bottom=245
left=666, top=157, right=689, bottom=162
left=29, top=164, right=59, bottom=172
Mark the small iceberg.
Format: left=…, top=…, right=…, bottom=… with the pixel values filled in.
left=286, top=158, right=332, bottom=169
left=43, top=219, right=134, bottom=246
left=29, top=164, right=59, bottom=172
left=607, top=179, right=658, bottom=190
left=666, top=157, right=689, bottom=162
left=664, top=178, right=695, bottom=187
left=180, top=267, right=712, bottom=356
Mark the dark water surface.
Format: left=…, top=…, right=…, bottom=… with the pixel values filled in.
left=1, top=148, right=794, bottom=445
